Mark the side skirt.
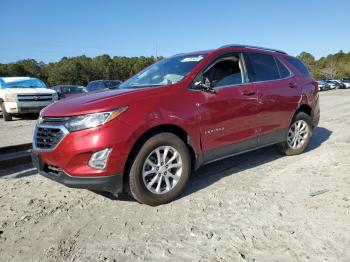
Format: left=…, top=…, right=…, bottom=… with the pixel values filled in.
left=196, top=128, right=288, bottom=168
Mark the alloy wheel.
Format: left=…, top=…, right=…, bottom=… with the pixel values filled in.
left=287, top=120, right=309, bottom=149
left=142, top=146, right=183, bottom=194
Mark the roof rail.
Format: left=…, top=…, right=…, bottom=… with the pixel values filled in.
left=219, top=44, right=287, bottom=54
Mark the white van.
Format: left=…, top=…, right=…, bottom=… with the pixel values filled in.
left=0, top=77, right=58, bottom=121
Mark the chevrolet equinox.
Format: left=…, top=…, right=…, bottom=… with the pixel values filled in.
left=32, top=45, right=320, bottom=206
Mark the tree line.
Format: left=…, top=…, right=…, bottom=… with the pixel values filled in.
left=0, top=51, right=349, bottom=86
left=297, top=51, right=350, bottom=79
left=0, top=55, right=159, bottom=86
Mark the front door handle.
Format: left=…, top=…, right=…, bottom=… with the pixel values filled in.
left=242, top=89, right=255, bottom=96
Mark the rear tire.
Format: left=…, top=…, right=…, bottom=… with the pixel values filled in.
left=278, top=112, right=313, bottom=156
left=1, top=102, right=12, bottom=121
left=128, top=132, right=191, bottom=206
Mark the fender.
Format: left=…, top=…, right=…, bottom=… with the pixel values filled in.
left=287, top=90, right=312, bottom=125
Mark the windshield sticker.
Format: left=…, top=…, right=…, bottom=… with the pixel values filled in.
left=181, top=56, right=204, bottom=62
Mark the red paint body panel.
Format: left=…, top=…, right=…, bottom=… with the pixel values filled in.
left=34, top=46, right=319, bottom=180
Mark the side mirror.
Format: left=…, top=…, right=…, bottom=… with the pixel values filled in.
left=193, top=77, right=215, bottom=93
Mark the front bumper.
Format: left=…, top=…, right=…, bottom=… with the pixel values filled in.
left=32, top=152, right=123, bottom=193
left=4, top=101, right=52, bottom=114
left=312, top=95, right=320, bottom=128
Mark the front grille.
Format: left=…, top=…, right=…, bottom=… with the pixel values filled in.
left=35, top=126, right=64, bottom=150
left=18, top=94, right=53, bottom=102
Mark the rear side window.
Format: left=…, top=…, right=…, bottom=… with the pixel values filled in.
left=244, top=52, right=280, bottom=82
left=286, top=56, right=311, bottom=77
left=275, top=58, right=291, bottom=78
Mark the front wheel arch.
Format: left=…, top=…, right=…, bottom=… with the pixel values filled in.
left=123, top=124, right=197, bottom=191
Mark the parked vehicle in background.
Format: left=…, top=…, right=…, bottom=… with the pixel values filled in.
left=0, top=77, right=58, bottom=121
left=32, top=44, right=320, bottom=206
left=316, top=80, right=331, bottom=91
left=324, top=80, right=337, bottom=89
left=341, top=79, right=350, bottom=88
left=86, top=80, right=122, bottom=92
left=328, top=79, right=346, bottom=89
left=52, top=85, right=88, bottom=99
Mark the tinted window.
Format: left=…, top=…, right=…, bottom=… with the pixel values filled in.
left=87, top=81, right=106, bottom=91
left=244, top=52, right=280, bottom=82
left=286, top=56, right=311, bottom=77
left=63, top=86, right=87, bottom=94
left=275, top=58, right=291, bottom=78
left=105, top=80, right=121, bottom=88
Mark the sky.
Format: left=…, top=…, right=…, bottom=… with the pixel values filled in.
left=0, top=0, right=349, bottom=63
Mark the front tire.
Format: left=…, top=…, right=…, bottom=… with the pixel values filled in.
left=1, top=102, right=12, bottom=121
left=279, top=112, right=313, bottom=156
left=128, top=133, right=191, bottom=206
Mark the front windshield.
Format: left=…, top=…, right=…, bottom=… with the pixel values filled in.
left=120, top=53, right=207, bottom=89
left=2, top=78, right=47, bottom=88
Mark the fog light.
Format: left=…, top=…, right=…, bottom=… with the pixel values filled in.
left=88, top=148, right=112, bottom=170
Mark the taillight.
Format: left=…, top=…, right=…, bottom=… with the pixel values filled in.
left=313, top=80, right=319, bottom=93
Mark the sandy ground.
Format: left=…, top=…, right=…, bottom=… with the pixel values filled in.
left=0, top=114, right=37, bottom=147
left=0, top=90, right=349, bottom=262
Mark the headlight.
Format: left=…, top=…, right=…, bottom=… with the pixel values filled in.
left=52, top=93, right=58, bottom=101
left=64, top=106, right=128, bottom=132
left=4, top=93, right=17, bottom=102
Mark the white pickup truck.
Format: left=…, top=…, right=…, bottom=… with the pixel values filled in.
left=0, top=77, right=58, bottom=121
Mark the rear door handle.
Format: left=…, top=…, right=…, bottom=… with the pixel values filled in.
left=242, top=89, right=255, bottom=96
left=289, top=82, right=298, bottom=88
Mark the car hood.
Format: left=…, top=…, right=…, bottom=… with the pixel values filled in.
left=5, top=88, right=56, bottom=95
left=42, top=87, right=155, bottom=117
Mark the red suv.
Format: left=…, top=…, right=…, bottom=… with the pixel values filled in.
left=31, top=45, right=320, bottom=206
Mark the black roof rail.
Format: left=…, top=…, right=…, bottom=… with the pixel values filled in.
left=219, top=44, right=287, bottom=54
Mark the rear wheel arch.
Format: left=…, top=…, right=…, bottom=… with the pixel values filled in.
left=290, top=104, right=313, bottom=125
left=123, top=124, right=197, bottom=190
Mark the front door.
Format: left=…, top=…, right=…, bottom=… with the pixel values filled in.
left=194, top=53, right=261, bottom=162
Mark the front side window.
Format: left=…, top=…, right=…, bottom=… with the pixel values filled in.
left=120, top=53, right=207, bottom=89
left=244, top=52, right=280, bottom=82
left=201, top=54, right=243, bottom=88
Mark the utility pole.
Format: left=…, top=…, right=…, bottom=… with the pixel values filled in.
left=155, top=44, right=158, bottom=62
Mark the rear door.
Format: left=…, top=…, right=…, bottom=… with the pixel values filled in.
left=196, top=53, right=261, bottom=162
left=243, top=52, right=301, bottom=145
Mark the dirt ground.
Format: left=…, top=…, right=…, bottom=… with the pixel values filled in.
left=0, top=90, right=349, bottom=262
left=0, top=114, right=37, bottom=147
